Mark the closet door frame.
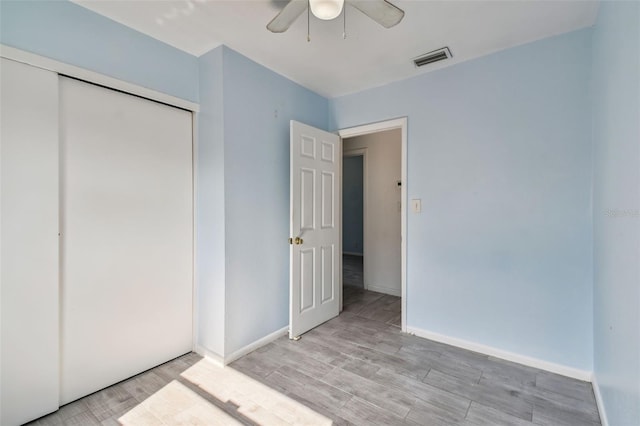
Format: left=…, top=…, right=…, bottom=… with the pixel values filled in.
left=0, top=45, right=199, bottom=424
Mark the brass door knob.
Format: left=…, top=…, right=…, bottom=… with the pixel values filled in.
left=288, top=237, right=304, bottom=245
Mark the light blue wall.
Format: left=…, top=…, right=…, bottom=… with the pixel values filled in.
left=221, top=47, right=329, bottom=356
left=196, top=46, right=226, bottom=357
left=330, top=29, right=594, bottom=370
left=8, top=0, right=633, bottom=392
left=591, top=1, right=640, bottom=425
left=343, top=155, right=364, bottom=254
left=0, top=0, right=198, bottom=102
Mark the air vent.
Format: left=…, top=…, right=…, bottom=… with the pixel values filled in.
left=413, top=47, right=452, bottom=67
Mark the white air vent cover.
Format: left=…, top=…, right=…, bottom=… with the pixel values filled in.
left=414, top=47, right=453, bottom=67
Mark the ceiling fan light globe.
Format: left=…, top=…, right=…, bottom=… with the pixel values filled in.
left=309, top=0, right=344, bottom=20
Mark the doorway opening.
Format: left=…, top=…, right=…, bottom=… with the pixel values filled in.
left=342, top=152, right=365, bottom=288
left=339, top=118, right=407, bottom=332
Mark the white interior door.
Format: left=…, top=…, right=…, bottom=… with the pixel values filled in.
left=290, top=121, right=341, bottom=339
left=59, top=77, right=193, bottom=404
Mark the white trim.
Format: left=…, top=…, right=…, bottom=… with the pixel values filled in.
left=367, top=285, right=401, bottom=297
left=407, top=326, right=593, bottom=382
left=194, top=345, right=225, bottom=368
left=592, top=374, right=609, bottom=426
left=0, top=44, right=199, bottom=112
left=339, top=118, right=408, bottom=332
left=342, top=251, right=363, bottom=256
left=224, top=326, right=288, bottom=365
left=191, top=113, right=199, bottom=353
left=339, top=119, right=406, bottom=139
left=337, top=136, right=344, bottom=316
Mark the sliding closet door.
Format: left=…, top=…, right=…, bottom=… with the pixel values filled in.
left=60, top=77, right=193, bottom=404
left=1, top=59, right=59, bottom=426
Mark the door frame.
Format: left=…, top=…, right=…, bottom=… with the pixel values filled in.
left=342, top=148, right=368, bottom=290
left=338, top=117, right=408, bottom=332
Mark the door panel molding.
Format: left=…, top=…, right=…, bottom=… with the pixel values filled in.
left=290, top=121, right=341, bottom=339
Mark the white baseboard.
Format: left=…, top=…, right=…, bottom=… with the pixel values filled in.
left=406, top=326, right=592, bottom=382
left=367, top=284, right=401, bottom=297
left=224, top=326, right=289, bottom=365
left=194, top=345, right=224, bottom=367
left=592, top=374, right=609, bottom=426
left=343, top=251, right=363, bottom=256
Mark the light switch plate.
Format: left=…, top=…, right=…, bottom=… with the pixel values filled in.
left=411, top=199, right=422, bottom=213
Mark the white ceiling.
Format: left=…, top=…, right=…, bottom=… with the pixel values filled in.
left=72, top=0, right=599, bottom=98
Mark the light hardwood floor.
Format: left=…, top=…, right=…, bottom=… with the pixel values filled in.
left=28, top=288, right=600, bottom=425
left=231, top=287, right=601, bottom=426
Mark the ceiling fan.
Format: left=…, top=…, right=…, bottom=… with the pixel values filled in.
left=267, top=0, right=405, bottom=33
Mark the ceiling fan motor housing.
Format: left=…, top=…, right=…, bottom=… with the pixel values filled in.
left=310, top=0, right=345, bottom=20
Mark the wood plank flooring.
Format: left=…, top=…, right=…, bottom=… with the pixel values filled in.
left=27, top=287, right=600, bottom=426
left=230, top=287, right=601, bottom=426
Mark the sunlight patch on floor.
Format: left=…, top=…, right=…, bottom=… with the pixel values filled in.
left=118, top=380, right=241, bottom=425
left=118, top=358, right=332, bottom=425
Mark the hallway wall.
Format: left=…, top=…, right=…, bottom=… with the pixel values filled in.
left=344, top=130, right=402, bottom=296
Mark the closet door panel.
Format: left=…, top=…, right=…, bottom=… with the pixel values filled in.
left=60, top=77, right=193, bottom=404
left=1, top=58, right=60, bottom=426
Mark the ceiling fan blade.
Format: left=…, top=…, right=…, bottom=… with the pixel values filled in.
left=267, top=0, right=308, bottom=33
left=348, top=0, right=405, bottom=28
